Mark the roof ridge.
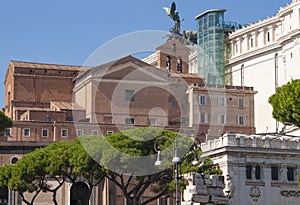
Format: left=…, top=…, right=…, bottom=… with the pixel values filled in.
left=10, top=60, right=87, bottom=68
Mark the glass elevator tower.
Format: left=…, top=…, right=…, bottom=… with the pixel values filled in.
left=195, top=9, right=226, bottom=85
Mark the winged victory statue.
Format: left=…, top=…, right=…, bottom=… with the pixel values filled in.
left=163, top=2, right=182, bottom=34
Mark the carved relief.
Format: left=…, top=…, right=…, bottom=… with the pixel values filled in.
left=225, top=175, right=234, bottom=198
left=280, top=190, right=300, bottom=198
left=280, top=164, right=287, bottom=182
left=281, top=55, right=286, bottom=64
left=250, top=186, right=261, bottom=202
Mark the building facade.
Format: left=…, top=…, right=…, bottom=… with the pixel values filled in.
left=226, top=0, right=300, bottom=133
left=144, top=39, right=257, bottom=140
left=201, top=133, right=300, bottom=205
left=3, top=40, right=257, bottom=142
left=1, top=39, right=256, bottom=204
left=3, top=61, right=82, bottom=121
left=187, top=84, right=256, bottom=140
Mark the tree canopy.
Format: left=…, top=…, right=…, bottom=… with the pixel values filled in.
left=0, top=139, right=105, bottom=205
left=79, top=127, right=221, bottom=205
left=0, top=111, right=12, bottom=136
left=269, top=79, right=300, bottom=128
left=0, top=127, right=221, bottom=205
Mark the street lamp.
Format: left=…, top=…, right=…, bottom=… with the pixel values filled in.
left=154, top=135, right=200, bottom=205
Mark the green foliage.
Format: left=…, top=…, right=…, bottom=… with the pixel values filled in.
left=7, top=147, right=50, bottom=192
left=0, top=139, right=105, bottom=205
left=200, top=158, right=222, bottom=175
left=0, top=165, right=12, bottom=188
left=80, top=127, right=221, bottom=205
left=0, top=111, right=12, bottom=136
left=269, top=79, right=300, bottom=127
left=0, top=127, right=222, bottom=205
left=42, top=141, right=73, bottom=178
left=298, top=175, right=300, bottom=190
left=166, top=178, right=188, bottom=192
left=68, top=139, right=105, bottom=185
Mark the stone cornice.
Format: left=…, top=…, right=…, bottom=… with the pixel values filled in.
left=227, top=43, right=282, bottom=66
left=201, top=133, right=300, bottom=157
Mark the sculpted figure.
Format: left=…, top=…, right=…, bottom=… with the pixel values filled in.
left=163, top=2, right=182, bottom=34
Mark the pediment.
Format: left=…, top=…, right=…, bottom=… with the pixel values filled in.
left=156, top=39, right=190, bottom=53
left=91, top=55, right=170, bottom=83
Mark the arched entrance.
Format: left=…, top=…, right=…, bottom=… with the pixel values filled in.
left=70, top=182, right=89, bottom=205
left=0, top=186, right=8, bottom=205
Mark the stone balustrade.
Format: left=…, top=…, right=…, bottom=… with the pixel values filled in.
left=201, top=133, right=300, bottom=152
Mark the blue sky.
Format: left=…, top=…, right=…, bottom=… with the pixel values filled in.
left=0, top=0, right=291, bottom=108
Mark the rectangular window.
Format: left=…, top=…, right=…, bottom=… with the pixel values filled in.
left=42, top=129, right=48, bottom=138
left=125, top=90, right=135, bottom=101
left=172, top=101, right=177, bottom=108
left=61, top=129, right=68, bottom=138
left=255, top=165, right=261, bottom=180
left=77, top=129, right=84, bottom=137
left=287, top=167, right=295, bottom=181
left=238, top=98, right=244, bottom=108
left=92, top=130, right=98, bottom=136
left=200, top=113, right=208, bottom=123
left=104, top=116, right=113, bottom=124
left=246, top=165, right=252, bottom=180
left=219, top=97, right=226, bottom=107
left=107, top=130, right=114, bottom=134
left=125, top=118, right=135, bottom=125
left=23, top=128, right=30, bottom=137
left=218, top=114, right=226, bottom=124
left=5, top=128, right=11, bottom=137
left=271, top=166, right=279, bottom=180
left=238, top=115, right=245, bottom=125
left=199, top=95, right=207, bottom=105
left=159, top=197, right=168, bottom=205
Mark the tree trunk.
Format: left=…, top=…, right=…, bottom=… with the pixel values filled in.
left=50, top=178, right=65, bottom=205
left=19, top=193, right=31, bottom=205
left=52, top=190, right=58, bottom=205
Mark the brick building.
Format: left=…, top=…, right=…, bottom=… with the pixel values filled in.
left=1, top=39, right=256, bottom=205
left=3, top=40, right=256, bottom=142
left=143, top=39, right=257, bottom=139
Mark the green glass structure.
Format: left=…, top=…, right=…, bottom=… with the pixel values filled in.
left=195, top=9, right=226, bottom=85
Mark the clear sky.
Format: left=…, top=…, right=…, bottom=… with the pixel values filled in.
left=0, top=0, right=291, bottom=108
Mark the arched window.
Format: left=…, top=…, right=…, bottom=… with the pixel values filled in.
left=172, top=43, right=176, bottom=52
left=166, top=56, right=171, bottom=71
left=45, top=116, right=51, bottom=122
left=177, top=58, right=182, bottom=73
left=11, top=157, right=18, bottom=164
left=70, top=182, right=89, bottom=205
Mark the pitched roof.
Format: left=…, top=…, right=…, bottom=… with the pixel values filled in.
left=156, top=38, right=190, bottom=52
left=9, top=60, right=85, bottom=71
left=76, top=55, right=154, bottom=80
left=4, top=60, right=88, bottom=84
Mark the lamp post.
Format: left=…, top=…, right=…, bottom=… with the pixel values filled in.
left=172, top=137, right=180, bottom=205
left=154, top=135, right=200, bottom=205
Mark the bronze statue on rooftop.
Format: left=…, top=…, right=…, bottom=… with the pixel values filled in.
left=163, top=2, right=183, bottom=34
